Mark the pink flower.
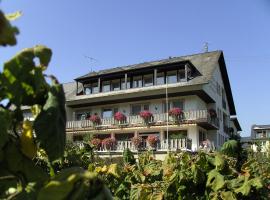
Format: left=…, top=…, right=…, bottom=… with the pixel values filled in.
left=91, top=138, right=101, bottom=149
left=131, top=136, right=143, bottom=148
left=102, top=138, right=116, bottom=150
left=169, top=107, right=183, bottom=116
left=147, top=135, right=159, bottom=147
left=114, top=112, right=126, bottom=121
left=139, top=110, right=153, bottom=119
left=89, top=115, right=101, bottom=124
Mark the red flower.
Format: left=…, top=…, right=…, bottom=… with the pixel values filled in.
left=131, top=136, right=143, bottom=148
left=91, top=138, right=101, bottom=149
left=139, top=110, right=153, bottom=119
left=89, top=115, right=101, bottom=124
left=169, top=107, right=183, bottom=116
left=114, top=112, right=126, bottom=121
left=147, top=135, right=159, bottom=147
left=102, top=138, right=116, bottom=150
left=208, top=109, right=217, bottom=118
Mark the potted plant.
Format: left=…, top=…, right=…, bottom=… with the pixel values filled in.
left=114, top=111, right=127, bottom=127
left=102, top=137, right=116, bottom=151
left=139, top=110, right=153, bottom=126
left=208, top=108, right=217, bottom=119
left=90, top=138, right=101, bottom=150
left=89, top=114, right=101, bottom=126
left=131, top=136, right=143, bottom=150
left=169, top=107, right=183, bottom=123
left=147, top=135, right=159, bottom=149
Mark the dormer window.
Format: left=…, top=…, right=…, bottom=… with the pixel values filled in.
left=157, top=72, right=165, bottom=85
left=133, top=76, right=142, bottom=88
left=112, top=80, right=120, bottom=91
left=92, top=82, right=99, bottom=94
left=102, top=80, right=110, bottom=92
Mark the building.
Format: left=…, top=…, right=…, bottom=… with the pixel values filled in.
left=62, top=50, right=240, bottom=153
left=249, top=124, right=270, bottom=152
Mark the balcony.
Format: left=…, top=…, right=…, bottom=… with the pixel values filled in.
left=66, top=110, right=219, bottom=131
left=76, top=138, right=192, bottom=152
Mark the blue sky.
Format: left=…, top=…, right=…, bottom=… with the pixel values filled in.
left=1, top=0, right=270, bottom=136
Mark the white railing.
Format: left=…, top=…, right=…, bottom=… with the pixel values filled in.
left=66, top=110, right=218, bottom=129
left=95, top=138, right=192, bottom=152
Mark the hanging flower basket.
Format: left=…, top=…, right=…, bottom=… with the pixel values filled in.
left=131, top=136, right=143, bottom=150
left=114, top=112, right=127, bottom=125
left=169, top=107, right=183, bottom=123
left=208, top=109, right=217, bottom=119
left=139, top=110, right=153, bottom=125
left=90, top=138, right=101, bottom=150
left=89, top=115, right=101, bottom=126
left=146, top=135, right=159, bottom=148
left=102, top=138, right=116, bottom=150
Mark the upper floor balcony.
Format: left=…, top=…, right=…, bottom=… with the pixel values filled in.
left=66, top=109, right=219, bottom=132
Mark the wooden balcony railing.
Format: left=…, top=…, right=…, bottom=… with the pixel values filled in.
left=66, top=110, right=219, bottom=130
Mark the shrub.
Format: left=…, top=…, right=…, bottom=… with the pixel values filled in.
left=168, top=107, right=183, bottom=116
left=114, top=111, right=126, bottom=122
left=91, top=138, right=101, bottom=149
left=123, top=148, right=136, bottom=165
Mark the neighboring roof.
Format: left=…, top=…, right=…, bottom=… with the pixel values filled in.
left=252, top=124, right=270, bottom=130
left=230, top=117, right=242, bottom=131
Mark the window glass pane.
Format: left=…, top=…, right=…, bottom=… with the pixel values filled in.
left=112, top=80, right=120, bottom=91
left=143, top=104, right=149, bottom=110
left=85, top=87, right=91, bottom=95
left=102, top=109, right=112, bottom=118
left=167, top=70, right=177, bottom=84
left=172, top=100, right=184, bottom=109
left=157, top=72, right=164, bottom=85
left=143, top=74, right=153, bottom=87
left=121, top=78, right=130, bottom=89
left=131, top=105, right=141, bottom=115
left=133, top=76, right=142, bottom=88
left=92, top=82, right=99, bottom=94
left=102, top=81, right=110, bottom=92
left=178, top=69, right=186, bottom=81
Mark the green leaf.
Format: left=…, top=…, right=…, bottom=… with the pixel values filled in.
left=214, top=153, right=225, bottom=171
left=0, top=108, right=10, bottom=150
left=5, top=11, right=22, bottom=21
left=234, top=176, right=263, bottom=196
left=221, top=191, right=236, bottom=200
left=2, top=46, right=51, bottom=106
left=221, top=140, right=239, bottom=157
left=34, top=80, right=66, bottom=161
left=0, top=10, right=19, bottom=46
left=206, top=169, right=225, bottom=191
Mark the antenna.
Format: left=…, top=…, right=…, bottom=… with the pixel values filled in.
left=203, top=42, right=209, bottom=53
left=84, top=55, right=99, bottom=72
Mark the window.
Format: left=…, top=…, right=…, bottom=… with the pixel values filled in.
left=85, top=87, right=91, bottom=95
left=167, top=70, right=177, bottom=84
left=157, top=72, right=164, bottom=85
left=76, top=111, right=91, bottom=120
left=143, top=74, right=153, bottom=87
left=199, top=130, right=207, bottom=144
left=121, top=78, right=130, bottom=89
left=112, top=80, right=120, bottom=91
left=92, top=82, right=99, bottom=94
left=131, top=104, right=141, bottom=115
left=102, top=109, right=113, bottom=118
left=133, top=76, right=142, bottom=88
left=172, top=100, right=184, bottom=109
left=178, top=69, right=186, bottom=82
left=143, top=104, right=149, bottom=111
left=102, top=81, right=110, bottom=92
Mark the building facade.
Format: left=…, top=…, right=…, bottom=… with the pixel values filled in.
left=249, top=125, right=270, bottom=152
left=63, top=51, right=240, bottom=153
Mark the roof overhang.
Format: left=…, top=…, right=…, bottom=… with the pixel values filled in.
left=230, top=117, right=242, bottom=131
left=218, top=53, right=236, bottom=115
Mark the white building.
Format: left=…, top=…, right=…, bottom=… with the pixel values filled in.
left=62, top=50, right=240, bottom=153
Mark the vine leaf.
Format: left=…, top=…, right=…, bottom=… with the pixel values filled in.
left=34, top=79, right=66, bottom=161
left=206, top=169, right=225, bottom=191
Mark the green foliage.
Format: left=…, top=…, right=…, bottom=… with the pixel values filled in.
left=221, top=139, right=239, bottom=157
left=123, top=148, right=136, bottom=165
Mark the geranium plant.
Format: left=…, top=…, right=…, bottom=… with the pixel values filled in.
left=102, top=138, right=116, bottom=150
left=114, top=112, right=126, bottom=123
left=139, top=110, right=153, bottom=125
left=131, top=136, right=143, bottom=149
left=169, top=107, right=183, bottom=116
left=208, top=108, right=217, bottom=118
left=147, top=135, right=159, bottom=148
left=90, top=138, right=101, bottom=150
left=89, top=114, right=101, bottom=125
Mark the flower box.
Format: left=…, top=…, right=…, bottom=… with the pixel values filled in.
left=147, top=135, right=159, bottom=148
left=114, top=112, right=127, bottom=126
left=169, top=107, right=183, bottom=123
left=89, top=115, right=101, bottom=126
left=131, top=136, right=143, bottom=150
left=139, top=110, right=153, bottom=125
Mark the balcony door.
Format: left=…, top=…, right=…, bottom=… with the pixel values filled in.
left=131, top=104, right=150, bottom=115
